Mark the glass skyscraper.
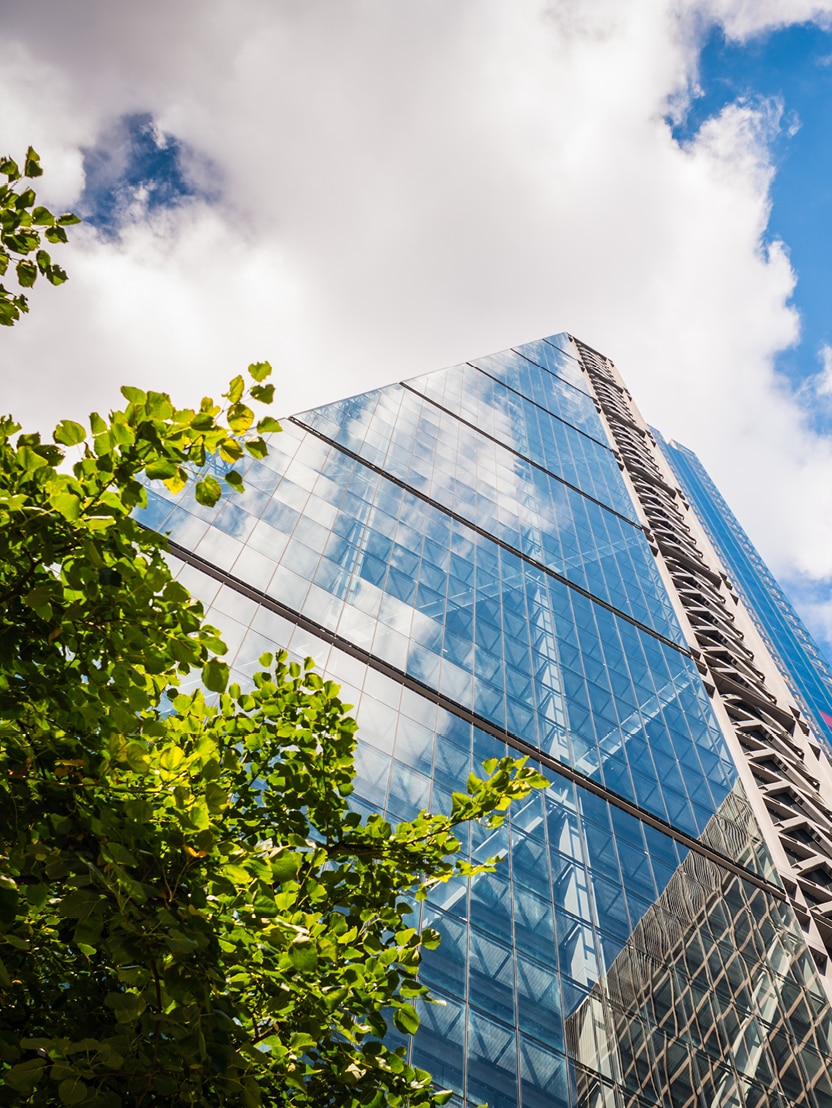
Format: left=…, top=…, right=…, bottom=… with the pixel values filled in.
left=655, top=431, right=832, bottom=755
left=140, top=333, right=832, bottom=1106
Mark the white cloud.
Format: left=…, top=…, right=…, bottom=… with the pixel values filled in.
left=814, top=343, right=832, bottom=396
left=699, top=0, right=832, bottom=40
left=2, top=0, right=832, bottom=616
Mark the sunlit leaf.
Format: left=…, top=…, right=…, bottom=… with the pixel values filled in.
left=53, top=419, right=86, bottom=446
left=225, top=374, right=245, bottom=404
left=250, top=383, right=274, bottom=404
left=195, top=475, right=222, bottom=506
left=248, top=360, right=272, bottom=382
left=227, top=403, right=254, bottom=434
left=289, top=940, right=318, bottom=972
left=202, top=658, right=229, bottom=692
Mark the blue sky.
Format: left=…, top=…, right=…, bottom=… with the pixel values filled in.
left=669, top=18, right=832, bottom=653
left=78, top=113, right=207, bottom=237
left=675, top=21, right=832, bottom=435
left=3, top=1, right=832, bottom=662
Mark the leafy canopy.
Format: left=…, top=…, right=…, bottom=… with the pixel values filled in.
left=0, top=147, right=80, bottom=326
left=0, top=165, right=548, bottom=1106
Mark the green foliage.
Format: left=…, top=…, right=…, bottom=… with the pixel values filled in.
left=0, top=148, right=80, bottom=325
left=0, top=360, right=548, bottom=1105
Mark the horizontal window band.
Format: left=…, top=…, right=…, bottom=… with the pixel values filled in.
left=513, top=337, right=597, bottom=401
left=399, top=380, right=645, bottom=532
left=165, top=535, right=786, bottom=906
left=290, top=415, right=690, bottom=657
left=465, top=361, right=612, bottom=451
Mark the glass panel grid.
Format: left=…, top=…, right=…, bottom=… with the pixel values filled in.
left=140, top=331, right=832, bottom=1107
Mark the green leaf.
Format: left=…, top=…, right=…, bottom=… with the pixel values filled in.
left=245, top=437, right=269, bottom=459
left=164, top=467, right=189, bottom=495
left=248, top=360, right=272, bottom=382
left=160, top=745, right=185, bottom=771
left=288, top=939, right=318, bottom=972
left=256, top=416, right=282, bottom=434
left=205, top=781, right=228, bottom=813
left=120, top=385, right=147, bottom=403
left=195, top=475, right=222, bottom=506
left=146, top=391, right=173, bottom=419
left=0, top=156, right=20, bottom=181
left=103, top=842, right=137, bottom=866
left=52, top=492, right=82, bottom=520
left=57, top=889, right=98, bottom=919
left=202, top=659, right=229, bottom=692
left=24, top=146, right=43, bottom=178
left=191, top=411, right=215, bottom=431
left=0, top=877, right=19, bottom=929
left=393, top=1004, right=420, bottom=1035
left=4, top=1058, right=45, bottom=1093
left=420, top=928, right=441, bottom=951
left=226, top=374, right=245, bottom=404
left=0, top=298, right=23, bottom=325
left=105, top=992, right=146, bottom=1023
left=146, top=458, right=178, bottom=480
left=85, top=516, right=114, bottom=532
left=272, top=852, right=301, bottom=881
left=227, top=403, right=254, bottom=434
left=16, top=259, right=37, bottom=287
left=53, top=419, right=86, bottom=446
left=23, top=583, right=56, bottom=610
left=58, top=1078, right=88, bottom=1105
left=26, top=884, right=48, bottom=909
left=289, top=1032, right=317, bottom=1052
left=46, top=264, right=68, bottom=286
left=223, top=864, right=252, bottom=885
left=250, top=383, right=275, bottom=404
left=218, top=437, right=243, bottom=464
left=57, top=212, right=82, bottom=226
left=125, top=742, right=150, bottom=773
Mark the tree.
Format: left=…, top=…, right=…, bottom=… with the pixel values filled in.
left=0, top=163, right=548, bottom=1105
left=0, top=146, right=79, bottom=326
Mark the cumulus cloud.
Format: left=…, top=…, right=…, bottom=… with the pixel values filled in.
left=813, top=343, right=832, bottom=396
left=2, top=0, right=832, bottom=610
left=700, top=0, right=832, bottom=40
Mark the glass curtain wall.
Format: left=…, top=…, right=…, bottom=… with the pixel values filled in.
left=139, top=335, right=832, bottom=1107
left=656, top=431, right=832, bottom=756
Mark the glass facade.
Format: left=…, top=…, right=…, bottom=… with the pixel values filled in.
left=139, top=334, right=832, bottom=1106
left=656, top=432, right=832, bottom=755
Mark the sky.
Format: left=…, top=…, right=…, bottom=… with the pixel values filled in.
left=3, top=0, right=832, bottom=657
